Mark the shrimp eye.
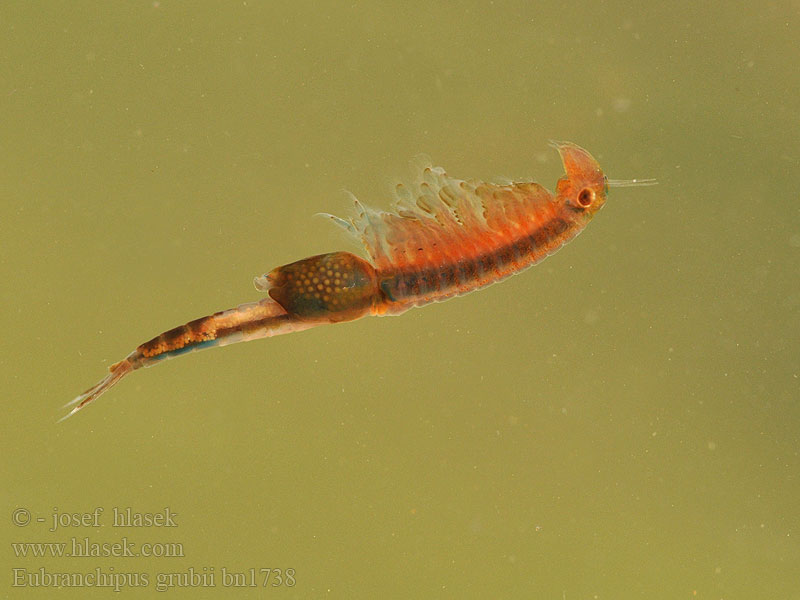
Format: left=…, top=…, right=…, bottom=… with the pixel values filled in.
left=577, top=187, right=595, bottom=208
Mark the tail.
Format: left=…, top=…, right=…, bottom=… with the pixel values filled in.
left=60, top=298, right=316, bottom=422
left=60, top=356, right=136, bottom=422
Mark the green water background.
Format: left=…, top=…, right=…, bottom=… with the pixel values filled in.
left=1, top=2, right=798, bottom=598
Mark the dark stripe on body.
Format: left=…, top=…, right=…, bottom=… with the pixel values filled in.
left=380, top=217, right=572, bottom=303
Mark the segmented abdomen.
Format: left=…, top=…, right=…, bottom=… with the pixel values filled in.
left=135, top=299, right=288, bottom=365
left=377, top=214, right=576, bottom=313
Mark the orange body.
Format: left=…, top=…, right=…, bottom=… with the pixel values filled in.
left=63, top=142, right=632, bottom=421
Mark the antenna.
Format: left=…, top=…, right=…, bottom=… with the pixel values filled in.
left=606, top=178, right=658, bottom=188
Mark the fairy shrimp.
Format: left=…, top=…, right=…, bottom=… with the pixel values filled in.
left=62, top=142, right=654, bottom=421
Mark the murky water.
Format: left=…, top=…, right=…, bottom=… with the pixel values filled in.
left=2, top=2, right=798, bottom=598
